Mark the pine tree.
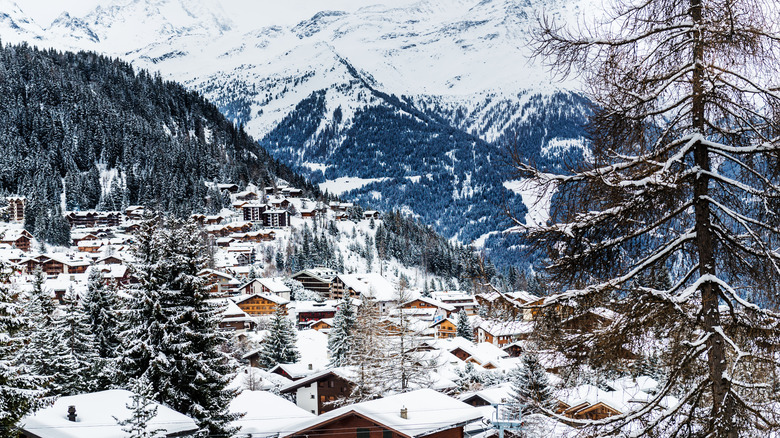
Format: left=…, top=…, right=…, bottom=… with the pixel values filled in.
left=115, top=376, right=164, bottom=438
left=327, top=294, right=356, bottom=367
left=117, top=218, right=238, bottom=436
left=509, top=352, right=554, bottom=418
left=0, top=263, right=45, bottom=432
left=455, top=308, right=473, bottom=341
left=257, top=305, right=300, bottom=369
left=83, top=268, right=121, bottom=360
left=57, top=288, right=100, bottom=395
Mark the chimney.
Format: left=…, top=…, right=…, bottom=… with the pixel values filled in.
left=67, top=405, right=77, bottom=422
left=400, top=407, right=408, bottom=419
left=308, top=363, right=313, bottom=370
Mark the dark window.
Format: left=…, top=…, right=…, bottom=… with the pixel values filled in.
left=328, top=380, right=335, bottom=388
left=357, top=428, right=371, bottom=438
left=383, top=430, right=393, bottom=438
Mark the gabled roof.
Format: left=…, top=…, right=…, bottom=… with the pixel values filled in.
left=282, top=389, right=482, bottom=438
left=279, top=367, right=357, bottom=393
left=229, top=391, right=315, bottom=437
left=403, top=296, right=455, bottom=312
left=233, top=293, right=289, bottom=306
left=335, top=273, right=397, bottom=301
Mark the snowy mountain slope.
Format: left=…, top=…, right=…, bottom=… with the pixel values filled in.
left=0, top=0, right=594, bottom=266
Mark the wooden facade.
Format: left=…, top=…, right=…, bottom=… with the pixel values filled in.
left=235, top=294, right=287, bottom=316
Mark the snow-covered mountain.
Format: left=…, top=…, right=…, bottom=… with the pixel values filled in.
left=0, top=0, right=592, bottom=266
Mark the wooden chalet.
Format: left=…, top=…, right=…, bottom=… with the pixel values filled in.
left=401, top=297, right=455, bottom=318
left=236, top=191, right=260, bottom=201
left=280, top=369, right=357, bottom=415
left=239, top=277, right=292, bottom=300
left=65, top=211, right=122, bottom=228
left=309, top=318, right=334, bottom=331
left=431, top=317, right=458, bottom=339
left=199, top=269, right=239, bottom=295
left=234, top=293, right=289, bottom=316
left=217, top=183, right=239, bottom=193
left=292, top=267, right=337, bottom=297
left=18, top=254, right=90, bottom=276
left=476, top=320, right=533, bottom=347
left=0, top=229, right=33, bottom=252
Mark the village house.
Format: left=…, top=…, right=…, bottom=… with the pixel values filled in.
left=476, top=320, right=534, bottom=347
left=293, top=267, right=337, bottom=297
left=199, top=269, right=240, bottom=295
left=290, top=301, right=337, bottom=328
left=210, top=298, right=255, bottom=331
left=7, top=196, right=25, bottom=223
left=229, top=390, right=314, bottom=437
left=430, top=291, right=479, bottom=316
left=0, top=229, right=33, bottom=252
left=65, top=211, right=122, bottom=228
left=233, top=293, right=289, bottom=316
left=430, top=317, right=458, bottom=339
left=235, top=190, right=260, bottom=201
left=262, top=209, right=291, bottom=227
left=18, top=254, right=90, bottom=276
left=401, top=297, right=456, bottom=320
left=279, top=368, right=357, bottom=415
left=242, top=203, right=267, bottom=222
left=238, top=277, right=292, bottom=300
left=282, top=388, right=483, bottom=438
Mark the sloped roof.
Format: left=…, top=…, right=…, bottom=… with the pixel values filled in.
left=282, top=389, right=482, bottom=438
left=229, top=391, right=315, bottom=437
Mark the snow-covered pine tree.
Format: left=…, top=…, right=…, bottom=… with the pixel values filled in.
left=257, top=305, right=300, bottom=369
left=509, top=352, right=554, bottom=417
left=0, top=263, right=45, bottom=432
left=327, top=294, right=356, bottom=367
left=19, top=273, right=77, bottom=396
left=57, top=288, right=100, bottom=395
left=115, top=376, right=164, bottom=438
left=524, top=0, right=780, bottom=433
left=82, top=268, right=121, bottom=389
left=455, top=308, right=473, bottom=341
left=117, top=218, right=238, bottom=437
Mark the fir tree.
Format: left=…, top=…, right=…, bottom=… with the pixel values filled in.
left=327, top=294, right=356, bottom=367
left=115, top=376, right=164, bottom=438
left=57, top=288, right=100, bottom=395
left=0, top=263, right=45, bottom=432
left=509, top=352, right=554, bottom=417
left=83, top=268, right=121, bottom=359
left=455, top=309, right=473, bottom=341
left=118, top=218, right=238, bottom=436
left=257, top=305, right=300, bottom=369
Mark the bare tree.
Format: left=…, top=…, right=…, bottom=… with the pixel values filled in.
left=517, top=0, right=780, bottom=435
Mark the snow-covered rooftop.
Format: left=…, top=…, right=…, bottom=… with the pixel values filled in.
left=20, top=390, right=198, bottom=438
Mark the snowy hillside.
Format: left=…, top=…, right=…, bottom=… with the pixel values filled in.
left=0, top=0, right=594, bottom=266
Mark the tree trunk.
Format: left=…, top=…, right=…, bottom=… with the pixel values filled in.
left=691, top=0, right=734, bottom=434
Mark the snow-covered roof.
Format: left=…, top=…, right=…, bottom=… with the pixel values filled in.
left=282, top=389, right=482, bottom=438
left=336, top=273, right=398, bottom=301
left=478, top=319, right=534, bottom=337
left=404, top=296, right=456, bottom=312
left=229, top=390, right=315, bottom=437
left=256, top=277, right=291, bottom=293
left=279, top=367, right=358, bottom=393
left=20, top=390, right=198, bottom=438
left=233, top=293, right=289, bottom=306
left=459, top=382, right=513, bottom=405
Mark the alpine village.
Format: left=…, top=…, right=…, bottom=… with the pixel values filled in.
left=0, top=0, right=779, bottom=437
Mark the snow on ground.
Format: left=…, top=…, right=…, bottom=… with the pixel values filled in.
left=503, top=178, right=556, bottom=227
left=319, top=176, right=388, bottom=196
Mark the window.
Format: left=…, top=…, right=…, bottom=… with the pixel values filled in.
left=328, top=381, right=335, bottom=388
left=311, top=394, right=315, bottom=399
left=357, top=428, right=371, bottom=438
left=383, top=430, right=393, bottom=438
